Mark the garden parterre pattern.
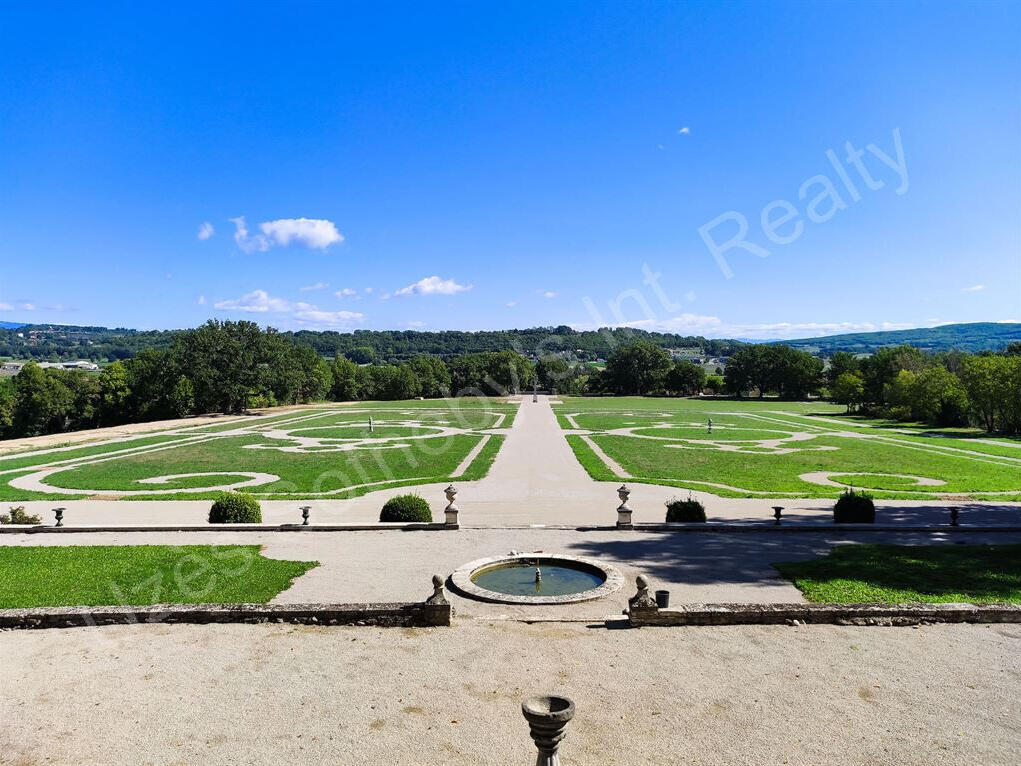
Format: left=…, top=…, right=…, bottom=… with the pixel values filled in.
left=557, top=397, right=1021, bottom=500
left=0, top=401, right=516, bottom=501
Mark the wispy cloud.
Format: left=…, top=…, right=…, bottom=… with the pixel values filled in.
left=678, top=126, right=691, bottom=135
left=214, top=289, right=364, bottom=328
left=196, top=295, right=207, bottom=305
left=962, top=284, right=985, bottom=292
left=540, top=290, right=558, bottom=299
left=230, top=217, right=344, bottom=253
left=1, top=301, right=36, bottom=312
left=572, top=315, right=940, bottom=340
left=335, top=288, right=357, bottom=298
left=505, top=301, right=517, bottom=308
left=197, top=222, right=215, bottom=241
left=0, top=303, right=12, bottom=311
left=393, top=276, right=472, bottom=297
left=300, top=282, right=329, bottom=292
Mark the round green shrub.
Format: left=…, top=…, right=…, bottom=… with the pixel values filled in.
left=380, top=494, right=432, bottom=523
left=665, top=497, right=707, bottom=523
left=833, top=489, right=876, bottom=523
left=208, top=491, right=262, bottom=524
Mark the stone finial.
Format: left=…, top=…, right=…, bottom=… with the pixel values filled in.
left=53, top=507, right=65, bottom=528
left=522, top=695, right=575, bottom=766
left=444, top=485, right=460, bottom=526
left=628, top=574, right=658, bottom=610
left=426, top=574, right=448, bottom=605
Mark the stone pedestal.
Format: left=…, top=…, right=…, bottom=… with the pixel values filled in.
left=522, top=695, right=575, bottom=766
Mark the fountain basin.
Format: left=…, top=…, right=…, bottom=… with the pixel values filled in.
left=451, top=553, right=623, bottom=604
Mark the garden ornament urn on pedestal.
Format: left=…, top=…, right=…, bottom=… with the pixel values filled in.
left=53, top=507, right=65, bottom=527
left=616, top=484, right=633, bottom=528
left=300, top=506, right=311, bottom=526
left=444, top=484, right=460, bottom=526
left=521, top=695, right=575, bottom=766
left=772, top=506, right=783, bottom=526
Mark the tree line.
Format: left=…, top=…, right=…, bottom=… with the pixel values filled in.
left=1, top=323, right=1018, bottom=440
left=827, top=344, right=1021, bottom=433
left=0, top=321, right=539, bottom=438
left=0, top=322, right=742, bottom=364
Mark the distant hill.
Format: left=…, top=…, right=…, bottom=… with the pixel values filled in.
left=776, top=322, right=1021, bottom=354
left=0, top=321, right=26, bottom=329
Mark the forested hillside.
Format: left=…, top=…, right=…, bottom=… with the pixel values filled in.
left=0, top=323, right=740, bottom=363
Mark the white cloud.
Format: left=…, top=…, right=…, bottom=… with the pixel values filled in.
left=571, top=315, right=943, bottom=340
left=540, top=290, right=558, bottom=299
left=962, top=284, right=985, bottom=292
left=230, top=216, right=344, bottom=253
left=394, top=276, right=472, bottom=297
left=19, top=303, right=35, bottom=311
left=405, top=320, right=426, bottom=328
left=196, top=295, right=207, bottom=305
left=300, top=282, right=329, bottom=292
left=364, top=287, right=373, bottom=294
left=335, top=288, right=357, bottom=297
left=0, top=303, right=12, bottom=311
left=678, top=126, right=691, bottom=135
left=505, top=301, right=517, bottom=308
left=197, top=222, right=215, bottom=241
left=214, top=289, right=364, bottom=328
left=684, top=290, right=697, bottom=303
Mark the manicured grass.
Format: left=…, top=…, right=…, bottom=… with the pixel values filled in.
left=556, top=396, right=1021, bottom=499
left=0, top=545, right=318, bottom=608
left=774, top=544, right=1021, bottom=604
left=0, top=400, right=516, bottom=501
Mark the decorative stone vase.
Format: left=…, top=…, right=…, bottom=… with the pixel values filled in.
left=444, top=484, right=460, bottom=526
left=616, top=484, right=633, bottom=528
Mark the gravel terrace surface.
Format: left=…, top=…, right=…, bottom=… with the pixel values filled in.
left=1, top=621, right=1018, bottom=765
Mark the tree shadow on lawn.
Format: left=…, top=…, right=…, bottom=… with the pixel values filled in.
left=562, top=531, right=1021, bottom=594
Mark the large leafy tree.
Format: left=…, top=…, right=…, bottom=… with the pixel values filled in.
left=604, top=341, right=672, bottom=395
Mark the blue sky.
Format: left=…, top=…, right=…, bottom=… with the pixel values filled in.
left=0, top=1, right=1018, bottom=339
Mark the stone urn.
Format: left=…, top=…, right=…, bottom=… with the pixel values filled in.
left=522, top=695, right=575, bottom=766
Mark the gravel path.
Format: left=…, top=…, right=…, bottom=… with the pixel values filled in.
left=1, top=621, right=1018, bottom=765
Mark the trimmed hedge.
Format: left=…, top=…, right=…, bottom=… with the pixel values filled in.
left=380, top=494, right=432, bottom=523
left=208, top=492, right=262, bottom=524
left=833, top=489, right=876, bottom=523
left=665, top=497, right=707, bottom=523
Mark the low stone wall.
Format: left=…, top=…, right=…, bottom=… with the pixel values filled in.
left=0, top=522, right=457, bottom=534
left=0, top=601, right=452, bottom=631
left=627, top=602, right=1021, bottom=627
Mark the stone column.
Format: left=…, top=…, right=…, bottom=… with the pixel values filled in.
left=521, top=695, right=575, bottom=766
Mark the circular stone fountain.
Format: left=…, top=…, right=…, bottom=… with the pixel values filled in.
left=451, top=553, right=623, bottom=605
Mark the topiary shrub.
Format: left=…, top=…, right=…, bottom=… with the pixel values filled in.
left=208, top=492, right=262, bottom=524
left=380, top=494, right=432, bottom=523
left=665, top=496, right=707, bottom=523
left=0, top=506, right=42, bottom=525
left=833, top=488, right=876, bottom=523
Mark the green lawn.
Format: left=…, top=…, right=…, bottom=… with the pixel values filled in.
left=0, top=399, right=515, bottom=501
left=556, top=396, right=1021, bottom=500
left=773, top=544, right=1021, bottom=604
left=0, top=545, right=318, bottom=608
